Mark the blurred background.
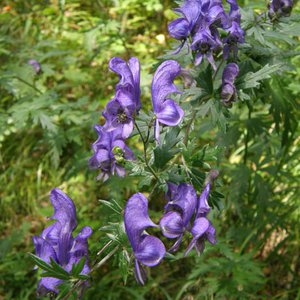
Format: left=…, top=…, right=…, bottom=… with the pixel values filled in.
left=0, top=0, right=299, bottom=299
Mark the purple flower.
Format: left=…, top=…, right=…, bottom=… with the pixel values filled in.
left=168, top=0, right=202, bottom=45
left=151, top=60, right=184, bottom=143
left=89, top=125, right=134, bottom=181
left=103, top=57, right=141, bottom=138
left=185, top=183, right=216, bottom=256
left=160, top=183, right=197, bottom=252
left=28, top=59, right=41, bottom=74
left=124, top=193, right=166, bottom=284
left=268, top=0, right=293, bottom=20
left=221, top=63, right=239, bottom=105
left=32, top=188, right=92, bottom=295
left=191, top=27, right=221, bottom=69
left=223, top=0, right=244, bottom=59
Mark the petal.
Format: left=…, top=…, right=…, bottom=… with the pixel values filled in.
left=156, top=99, right=184, bottom=126
left=190, top=217, right=210, bottom=239
left=91, top=125, right=111, bottom=152
left=66, top=226, right=92, bottom=273
left=166, top=183, right=197, bottom=227
left=165, top=182, right=179, bottom=202
left=160, top=211, right=184, bottom=239
left=128, top=57, right=141, bottom=111
left=221, top=83, right=235, bottom=104
left=115, top=165, right=126, bottom=177
left=37, top=277, right=61, bottom=295
left=109, top=57, right=134, bottom=88
left=174, top=0, right=201, bottom=27
left=135, top=235, right=166, bottom=267
left=206, top=223, right=217, bottom=244
left=222, top=63, right=239, bottom=85
left=89, top=149, right=110, bottom=169
left=50, top=189, right=77, bottom=265
left=134, top=259, right=147, bottom=285
left=151, top=60, right=181, bottom=110
left=197, top=183, right=211, bottom=216
left=169, top=234, right=183, bottom=253
left=33, top=236, right=57, bottom=264
left=206, top=52, right=217, bottom=71
left=194, top=53, right=203, bottom=66
left=154, top=118, right=160, bottom=143
left=123, top=145, right=135, bottom=161
left=122, top=121, right=134, bottom=139
left=50, top=188, right=77, bottom=231
left=168, top=18, right=190, bottom=40
left=124, top=193, right=157, bottom=250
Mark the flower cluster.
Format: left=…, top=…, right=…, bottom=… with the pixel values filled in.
left=90, top=58, right=185, bottom=179
left=89, top=57, right=140, bottom=180
left=168, top=0, right=244, bottom=68
left=268, top=0, right=293, bottom=20
left=124, top=171, right=219, bottom=284
left=32, top=188, right=92, bottom=295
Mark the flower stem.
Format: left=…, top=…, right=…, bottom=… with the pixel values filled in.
left=134, top=121, right=160, bottom=182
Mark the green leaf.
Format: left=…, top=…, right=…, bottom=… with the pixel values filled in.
left=238, top=64, right=283, bottom=90
left=71, top=257, right=86, bottom=276
left=28, top=253, right=53, bottom=273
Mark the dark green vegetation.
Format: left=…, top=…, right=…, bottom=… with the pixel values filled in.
left=0, top=0, right=299, bottom=299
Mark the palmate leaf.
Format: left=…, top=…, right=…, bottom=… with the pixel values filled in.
left=238, top=64, right=284, bottom=90
left=153, top=126, right=182, bottom=169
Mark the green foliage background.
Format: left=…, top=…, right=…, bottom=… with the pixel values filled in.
left=0, top=0, right=299, bottom=299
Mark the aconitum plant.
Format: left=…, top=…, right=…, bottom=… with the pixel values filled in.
left=31, top=0, right=296, bottom=298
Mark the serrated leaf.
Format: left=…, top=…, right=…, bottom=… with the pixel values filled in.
left=238, top=64, right=283, bottom=90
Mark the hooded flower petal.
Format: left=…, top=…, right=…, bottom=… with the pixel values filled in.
left=197, top=183, right=211, bottom=215
left=109, top=57, right=141, bottom=112
left=50, top=188, right=77, bottom=231
left=124, top=193, right=157, bottom=250
left=168, top=18, right=190, bottom=40
left=128, top=57, right=141, bottom=111
left=125, top=193, right=166, bottom=285
left=151, top=60, right=184, bottom=142
left=165, top=183, right=197, bottom=226
left=151, top=60, right=181, bottom=109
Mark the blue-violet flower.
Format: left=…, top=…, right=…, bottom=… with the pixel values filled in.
left=151, top=60, right=184, bottom=143
left=124, top=193, right=166, bottom=285
left=160, top=183, right=197, bottom=252
left=89, top=125, right=134, bottom=181
left=103, top=57, right=141, bottom=138
left=32, top=188, right=92, bottom=296
left=221, top=62, right=239, bottom=105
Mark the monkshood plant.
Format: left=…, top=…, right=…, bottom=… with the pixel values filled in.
left=30, top=0, right=298, bottom=298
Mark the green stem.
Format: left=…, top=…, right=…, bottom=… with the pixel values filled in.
left=134, top=121, right=160, bottom=182
left=212, top=59, right=224, bottom=82
left=243, top=104, right=252, bottom=165
left=13, top=76, right=43, bottom=94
